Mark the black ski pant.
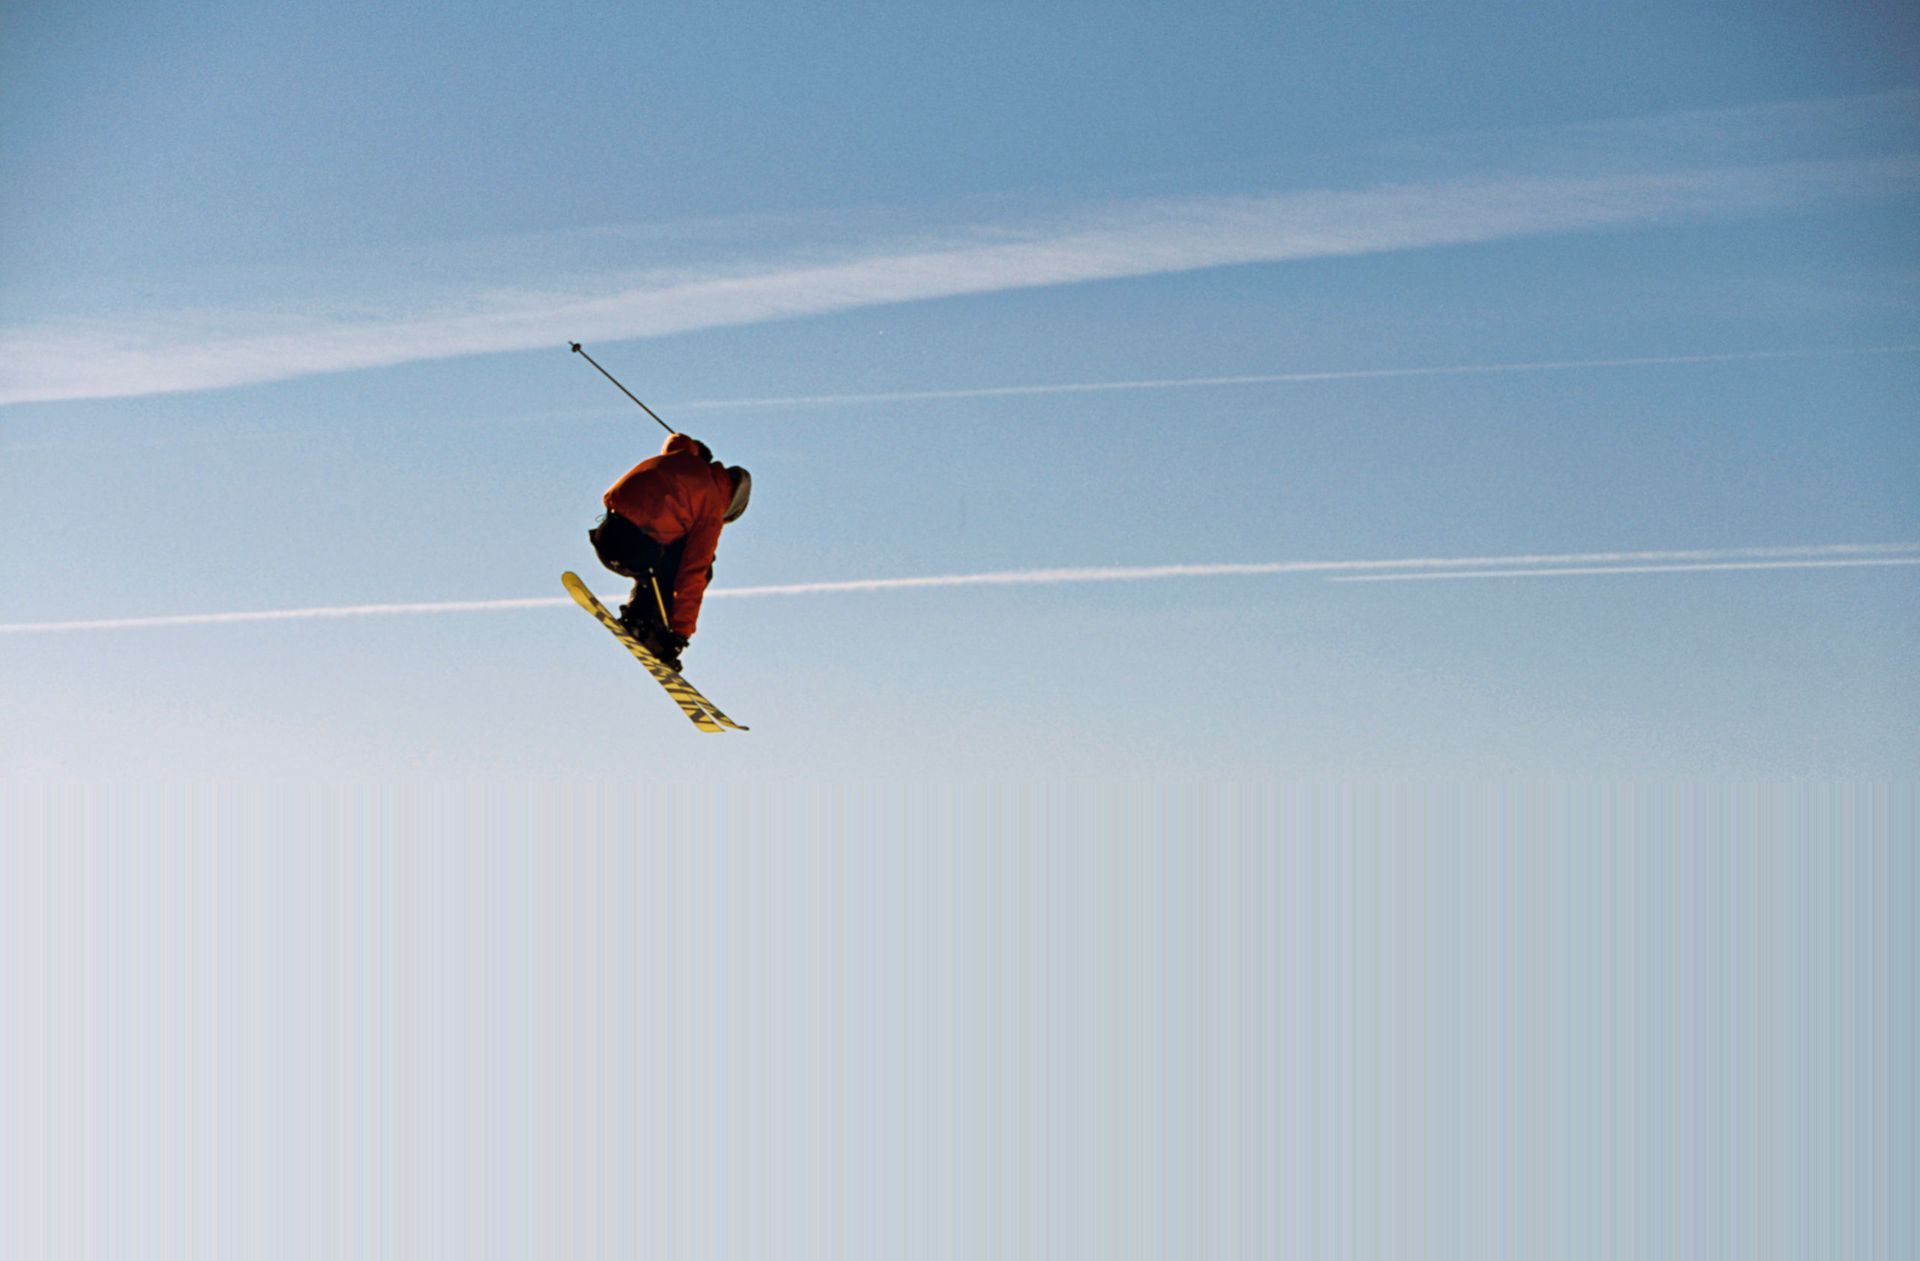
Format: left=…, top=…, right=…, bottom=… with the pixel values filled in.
left=588, top=512, right=685, bottom=633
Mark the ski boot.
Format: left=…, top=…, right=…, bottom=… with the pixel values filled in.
left=616, top=600, right=653, bottom=640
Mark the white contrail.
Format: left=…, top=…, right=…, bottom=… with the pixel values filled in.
left=699, top=544, right=1920, bottom=597
left=0, top=597, right=575, bottom=634
left=4, top=151, right=1917, bottom=405
left=1333, top=557, right=1920, bottom=581
left=679, top=345, right=1920, bottom=411
left=2, top=544, right=1914, bottom=635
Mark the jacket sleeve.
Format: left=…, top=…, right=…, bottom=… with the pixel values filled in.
left=668, top=514, right=723, bottom=638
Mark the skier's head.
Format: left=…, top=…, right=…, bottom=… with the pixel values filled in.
left=723, top=466, right=752, bottom=523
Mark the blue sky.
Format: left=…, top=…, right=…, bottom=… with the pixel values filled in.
left=3, top=5, right=1918, bottom=1258
left=6, top=4, right=1918, bottom=776
left=1, top=5, right=1917, bottom=778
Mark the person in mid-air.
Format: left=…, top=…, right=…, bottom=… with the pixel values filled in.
left=590, top=432, right=751, bottom=672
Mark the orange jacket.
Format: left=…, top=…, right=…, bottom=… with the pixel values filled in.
left=603, top=434, right=734, bottom=638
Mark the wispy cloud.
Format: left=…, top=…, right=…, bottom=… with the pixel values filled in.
left=3, top=544, right=1912, bottom=635
left=4, top=145, right=1916, bottom=406
left=1388, top=88, right=1920, bottom=176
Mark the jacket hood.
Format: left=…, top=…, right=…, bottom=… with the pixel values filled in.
left=660, top=432, right=713, bottom=461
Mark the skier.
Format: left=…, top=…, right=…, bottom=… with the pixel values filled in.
left=589, top=432, right=751, bottom=672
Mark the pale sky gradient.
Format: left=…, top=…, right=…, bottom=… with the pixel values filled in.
left=2, top=3, right=1917, bottom=1258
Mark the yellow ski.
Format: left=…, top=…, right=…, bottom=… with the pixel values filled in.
left=562, top=571, right=747, bottom=733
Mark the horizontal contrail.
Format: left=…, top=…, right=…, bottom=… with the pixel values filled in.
left=680, top=345, right=1920, bottom=411
left=697, top=544, right=1920, bottom=597
left=2, top=544, right=1913, bottom=635
left=1334, top=557, right=1920, bottom=581
left=0, top=597, right=575, bottom=635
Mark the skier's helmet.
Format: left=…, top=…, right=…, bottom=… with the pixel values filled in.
left=723, top=466, right=752, bottom=523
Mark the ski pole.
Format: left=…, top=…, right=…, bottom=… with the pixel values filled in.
left=570, top=342, right=675, bottom=435
left=647, top=573, right=672, bottom=627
